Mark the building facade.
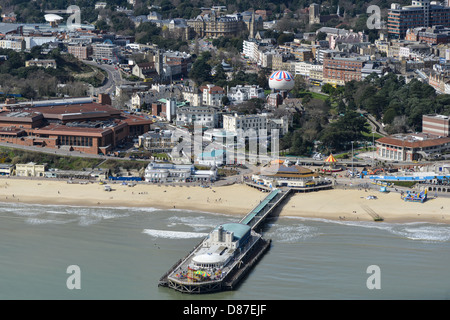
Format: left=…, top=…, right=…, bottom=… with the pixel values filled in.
left=67, top=44, right=93, bottom=60
left=323, top=56, right=365, bottom=85
left=176, top=106, right=218, bottom=128
left=422, top=114, right=450, bottom=137
left=388, top=1, right=450, bottom=38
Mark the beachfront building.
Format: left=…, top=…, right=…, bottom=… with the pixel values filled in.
left=0, top=101, right=153, bottom=155
left=0, top=164, right=14, bottom=176
left=15, top=162, right=47, bottom=177
left=252, top=163, right=329, bottom=188
left=375, top=133, right=450, bottom=161
left=144, top=162, right=217, bottom=183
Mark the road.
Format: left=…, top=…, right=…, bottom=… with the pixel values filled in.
left=82, top=60, right=131, bottom=96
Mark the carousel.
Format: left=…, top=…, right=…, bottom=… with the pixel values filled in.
left=321, top=154, right=343, bottom=173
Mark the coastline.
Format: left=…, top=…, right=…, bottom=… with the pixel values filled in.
left=0, top=177, right=449, bottom=224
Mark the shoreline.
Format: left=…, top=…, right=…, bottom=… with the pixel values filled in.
left=0, top=177, right=449, bottom=224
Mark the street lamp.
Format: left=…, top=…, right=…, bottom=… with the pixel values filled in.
left=372, top=132, right=375, bottom=168
left=351, top=141, right=354, bottom=178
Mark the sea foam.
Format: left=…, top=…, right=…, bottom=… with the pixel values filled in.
left=142, top=229, right=208, bottom=239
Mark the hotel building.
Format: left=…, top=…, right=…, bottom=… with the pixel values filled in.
left=323, top=56, right=365, bottom=85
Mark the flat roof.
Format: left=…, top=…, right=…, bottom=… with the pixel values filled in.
left=33, top=123, right=113, bottom=137
left=377, top=134, right=450, bottom=148
left=214, top=223, right=251, bottom=241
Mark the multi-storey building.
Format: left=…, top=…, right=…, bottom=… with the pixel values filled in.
left=388, top=1, right=450, bottom=38
left=176, top=106, right=218, bottom=128
left=187, top=11, right=240, bottom=38
left=0, top=38, right=25, bottom=51
left=67, top=44, right=93, bottom=60
left=0, top=100, right=152, bottom=155
left=200, top=84, right=225, bottom=107
left=323, top=56, right=366, bottom=85
left=376, top=114, right=450, bottom=161
left=422, top=114, right=450, bottom=137
left=138, top=130, right=176, bottom=152
left=92, top=42, right=119, bottom=62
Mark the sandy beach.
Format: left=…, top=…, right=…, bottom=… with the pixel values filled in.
left=0, top=177, right=449, bottom=224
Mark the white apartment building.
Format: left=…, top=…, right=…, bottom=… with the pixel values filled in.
left=182, top=86, right=203, bottom=106
left=223, top=113, right=289, bottom=135
left=242, top=40, right=260, bottom=62
left=294, top=61, right=314, bottom=77
left=223, top=113, right=268, bottom=133
left=200, top=84, right=225, bottom=107
left=176, top=106, right=218, bottom=128
left=0, top=38, right=25, bottom=51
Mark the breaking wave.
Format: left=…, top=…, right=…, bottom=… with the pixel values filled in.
left=142, top=229, right=208, bottom=239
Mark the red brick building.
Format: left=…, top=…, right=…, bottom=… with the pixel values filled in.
left=323, top=56, right=365, bottom=85
left=0, top=102, right=153, bottom=155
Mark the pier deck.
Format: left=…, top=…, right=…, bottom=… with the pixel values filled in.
left=240, top=188, right=292, bottom=230
left=159, top=184, right=332, bottom=294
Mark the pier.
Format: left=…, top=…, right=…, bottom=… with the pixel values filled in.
left=158, top=185, right=328, bottom=294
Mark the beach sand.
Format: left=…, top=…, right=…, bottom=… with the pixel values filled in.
left=0, top=178, right=449, bottom=224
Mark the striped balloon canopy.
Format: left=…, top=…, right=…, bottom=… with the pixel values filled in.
left=268, top=70, right=295, bottom=90
left=269, top=70, right=293, bottom=81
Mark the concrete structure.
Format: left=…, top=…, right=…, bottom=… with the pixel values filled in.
left=92, top=42, right=119, bottom=62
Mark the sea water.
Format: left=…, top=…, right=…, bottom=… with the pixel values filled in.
left=1, top=201, right=450, bottom=300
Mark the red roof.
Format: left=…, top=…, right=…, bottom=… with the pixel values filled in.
left=376, top=135, right=450, bottom=148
